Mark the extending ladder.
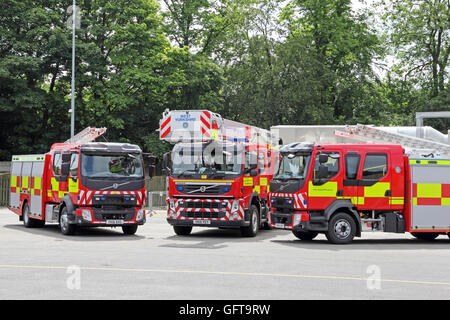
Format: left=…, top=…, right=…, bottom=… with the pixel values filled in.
left=334, top=124, right=450, bottom=156
left=65, top=127, right=107, bottom=144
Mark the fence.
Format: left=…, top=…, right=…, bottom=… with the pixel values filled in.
left=147, top=191, right=168, bottom=211
left=0, top=175, right=9, bottom=207
left=0, top=175, right=168, bottom=208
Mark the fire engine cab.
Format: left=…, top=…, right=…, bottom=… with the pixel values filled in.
left=9, top=128, right=156, bottom=235
left=159, top=109, right=278, bottom=237
left=269, top=142, right=450, bottom=244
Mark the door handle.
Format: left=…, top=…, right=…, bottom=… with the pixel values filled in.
left=385, top=190, right=392, bottom=197
left=336, top=189, right=344, bottom=197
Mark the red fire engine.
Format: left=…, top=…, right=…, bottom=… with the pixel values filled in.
left=9, top=128, right=156, bottom=235
left=159, top=110, right=278, bottom=237
left=269, top=142, right=450, bottom=244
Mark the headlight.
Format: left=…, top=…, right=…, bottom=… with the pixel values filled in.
left=168, top=198, right=175, bottom=210
left=231, top=199, right=240, bottom=213
left=136, top=209, right=145, bottom=221
left=293, top=214, right=301, bottom=226
left=81, top=209, right=92, bottom=222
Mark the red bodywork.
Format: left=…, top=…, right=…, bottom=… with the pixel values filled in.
left=9, top=142, right=146, bottom=226
left=269, top=143, right=449, bottom=234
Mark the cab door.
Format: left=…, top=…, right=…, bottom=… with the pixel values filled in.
left=307, top=151, right=344, bottom=210
left=343, top=152, right=362, bottom=206
left=357, top=152, right=391, bottom=210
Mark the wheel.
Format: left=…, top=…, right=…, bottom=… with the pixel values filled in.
left=292, top=230, right=318, bottom=241
left=59, top=206, right=76, bottom=235
left=122, top=225, right=138, bottom=235
left=173, top=225, right=192, bottom=236
left=325, top=212, right=356, bottom=244
left=411, top=232, right=439, bottom=240
left=22, top=202, right=35, bottom=228
left=240, top=205, right=259, bottom=237
left=448, top=233, right=450, bottom=239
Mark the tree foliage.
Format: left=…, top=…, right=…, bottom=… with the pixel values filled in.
left=0, top=0, right=448, bottom=161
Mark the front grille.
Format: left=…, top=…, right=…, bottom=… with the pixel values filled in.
left=181, top=211, right=226, bottom=219
left=176, top=184, right=229, bottom=195
left=102, top=214, right=127, bottom=220
left=179, top=201, right=227, bottom=209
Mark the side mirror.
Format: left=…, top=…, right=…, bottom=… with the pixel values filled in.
left=61, top=162, right=70, bottom=178
left=250, top=169, right=258, bottom=177
left=317, top=165, right=328, bottom=179
left=318, top=154, right=328, bottom=164
left=62, top=153, right=71, bottom=164
left=162, top=152, right=171, bottom=175
left=143, top=153, right=158, bottom=166
left=147, top=165, right=156, bottom=178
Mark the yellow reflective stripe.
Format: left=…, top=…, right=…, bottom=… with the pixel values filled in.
left=254, top=185, right=260, bottom=194
left=51, top=178, right=59, bottom=191
left=260, top=177, right=268, bottom=186
left=267, top=185, right=270, bottom=193
left=10, top=176, right=17, bottom=188
left=363, top=182, right=390, bottom=198
left=337, top=196, right=365, bottom=205
left=409, top=159, right=450, bottom=166
left=68, top=178, right=79, bottom=193
left=34, top=177, right=42, bottom=190
left=413, top=197, right=418, bottom=205
left=243, top=177, right=253, bottom=187
left=308, top=181, right=338, bottom=197
left=58, top=191, right=67, bottom=198
left=417, top=183, right=441, bottom=198
left=173, top=180, right=235, bottom=183
left=12, top=155, right=45, bottom=162
left=389, top=198, right=404, bottom=205
left=22, top=176, right=29, bottom=190
left=442, top=198, right=450, bottom=206
left=47, top=190, right=52, bottom=197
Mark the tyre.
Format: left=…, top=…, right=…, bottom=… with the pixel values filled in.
left=122, top=225, right=138, bottom=235
left=325, top=212, right=357, bottom=244
left=292, top=230, right=318, bottom=241
left=411, top=232, right=439, bottom=240
left=173, top=225, right=192, bottom=236
left=59, top=206, right=76, bottom=235
left=448, top=233, right=450, bottom=239
left=240, top=205, right=259, bottom=237
left=22, top=202, right=35, bottom=228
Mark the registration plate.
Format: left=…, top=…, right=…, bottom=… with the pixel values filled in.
left=106, top=220, right=124, bottom=225
left=193, top=220, right=211, bottom=225
left=275, top=223, right=285, bottom=229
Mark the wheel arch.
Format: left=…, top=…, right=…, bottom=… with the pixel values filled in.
left=325, top=200, right=361, bottom=237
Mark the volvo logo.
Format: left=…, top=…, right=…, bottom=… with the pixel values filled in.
left=112, top=183, right=119, bottom=189
left=200, top=186, right=206, bottom=192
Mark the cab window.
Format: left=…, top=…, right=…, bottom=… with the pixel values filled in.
left=345, top=154, right=361, bottom=180
left=313, top=152, right=340, bottom=181
left=70, top=153, right=79, bottom=177
left=53, top=153, right=61, bottom=175
left=362, top=153, right=387, bottom=180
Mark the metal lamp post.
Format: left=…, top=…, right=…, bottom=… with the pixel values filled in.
left=70, top=0, right=76, bottom=138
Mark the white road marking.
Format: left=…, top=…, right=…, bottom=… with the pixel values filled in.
left=0, top=264, right=449, bottom=286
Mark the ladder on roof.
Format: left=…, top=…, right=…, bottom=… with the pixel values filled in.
left=65, top=127, right=107, bottom=144
left=159, top=109, right=276, bottom=146
left=334, top=124, right=450, bottom=156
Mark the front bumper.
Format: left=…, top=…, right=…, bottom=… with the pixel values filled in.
left=167, top=218, right=249, bottom=227
left=167, top=198, right=246, bottom=227
left=270, top=210, right=308, bottom=230
left=71, top=207, right=146, bottom=226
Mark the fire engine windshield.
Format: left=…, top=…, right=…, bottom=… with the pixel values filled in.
left=81, top=153, right=144, bottom=178
left=171, top=142, right=244, bottom=178
left=274, top=154, right=311, bottom=180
